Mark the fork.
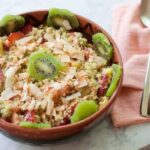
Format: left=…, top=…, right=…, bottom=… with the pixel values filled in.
left=140, top=0, right=150, bottom=117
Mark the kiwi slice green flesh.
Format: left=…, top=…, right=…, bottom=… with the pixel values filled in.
left=71, top=100, right=99, bottom=123
left=28, top=52, right=63, bottom=81
left=19, top=121, right=51, bottom=128
left=92, top=33, right=113, bottom=63
left=106, top=64, right=122, bottom=97
left=0, top=15, right=25, bottom=36
left=47, top=8, right=79, bottom=30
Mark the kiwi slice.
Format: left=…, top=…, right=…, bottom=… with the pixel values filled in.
left=47, top=8, right=79, bottom=30
left=0, top=15, right=25, bottom=36
left=106, top=64, right=122, bottom=97
left=71, top=100, right=99, bottom=123
left=19, top=121, right=51, bottom=128
left=28, top=52, right=63, bottom=81
left=92, top=33, right=113, bottom=62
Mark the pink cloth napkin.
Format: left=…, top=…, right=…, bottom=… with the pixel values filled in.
left=111, top=2, right=150, bottom=127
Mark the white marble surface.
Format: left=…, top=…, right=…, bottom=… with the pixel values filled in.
left=0, top=0, right=150, bottom=150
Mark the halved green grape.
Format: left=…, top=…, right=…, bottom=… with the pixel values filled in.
left=19, top=121, right=51, bottom=128
left=47, top=8, right=79, bottom=30
left=106, top=64, right=122, bottom=97
left=28, top=52, right=64, bottom=81
left=92, top=33, right=113, bottom=62
left=71, top=100, right=99, bottom=123
left=0, top=15, right=25, bottom=36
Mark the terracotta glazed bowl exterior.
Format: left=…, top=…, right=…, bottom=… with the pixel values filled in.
left=0, top=10, right=123, bottom=141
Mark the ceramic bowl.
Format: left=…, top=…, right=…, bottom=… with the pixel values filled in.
left=0, top=10, right=123, bottom=142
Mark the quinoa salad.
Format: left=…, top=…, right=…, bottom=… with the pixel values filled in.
left=0, top=8, right=122, bottom=128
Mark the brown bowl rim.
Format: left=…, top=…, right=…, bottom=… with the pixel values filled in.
left=0, top=10, right=123, bottom=133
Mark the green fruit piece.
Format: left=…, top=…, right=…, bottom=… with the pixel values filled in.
left=0, top=39, right=4, bottom=55
left=19, top=121, right=51, bottom=128
left=28, top=52, right=63, bottom=81
left=71, top=100, right=99, bottom=123
left=106, top=64, right=122, bottom=97
left=92, top=33, right=113, bottom=62
left=47, top=8, right=79, bottom=30
left=0, top=15, right=25, bottom=36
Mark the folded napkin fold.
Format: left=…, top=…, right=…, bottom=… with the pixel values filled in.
left=111, top=2, right=150, bottom=127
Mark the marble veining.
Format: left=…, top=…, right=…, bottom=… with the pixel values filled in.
left=0, top=0, right=150, bottom=150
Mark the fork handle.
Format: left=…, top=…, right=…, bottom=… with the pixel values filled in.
left=141, top=53, right=150, bottom=116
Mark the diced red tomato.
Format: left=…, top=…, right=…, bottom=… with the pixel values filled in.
left=21, top=24, right=33, bottom=34
left=97, top=87, right=107, bottom=97
left=4, top=43, right=10, bottom=51
left=8, top=32, right=25, bottom=44
left=24, top=111, right=35, bottom=122
left=97, top=74, right=109, bottom=97
left=59, top=117, right=70, bottom=126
